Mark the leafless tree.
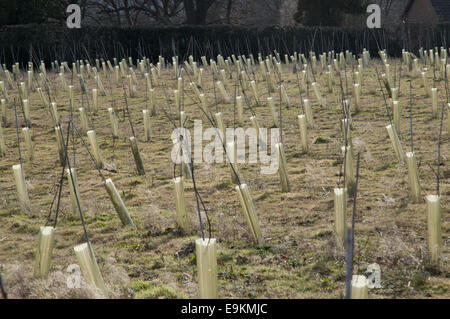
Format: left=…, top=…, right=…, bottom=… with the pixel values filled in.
left=134, top=0, right=184, bottom=24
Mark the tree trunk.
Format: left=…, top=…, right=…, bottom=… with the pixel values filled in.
left=184, top=0, right=197, bottom=24
left=184, top=0, right=215, bottom=25
left=226, top=0, right=233, bottom=24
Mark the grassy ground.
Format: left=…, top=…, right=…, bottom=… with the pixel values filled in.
left=0, top=57, right=448, bottom=299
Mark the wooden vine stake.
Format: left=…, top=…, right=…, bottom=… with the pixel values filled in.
left=426, top=195, right=441, bottom=265
left=87, top=130, right=104, bottom=169
left=276, top=143, right=290, bottom=192
left=351, top=275, right=368, bottom=299
left=405, top=152, right=421, bottom=203
left=173, top=177, right=191, bottom=233
left=297, top=114, right=308, bottom=153
left=236, top=184, right=264, bottom=246
left=386, top=124, right=405, bottom=163
left=73, top=242, right=108, bottom=296
left=333, top=188, right=347, bottom=245
left=67, top=168, right=80, bottom=214
left=196, top=238, right=218, bottom=299
left=130, top=136, right=145, bottom=175
left=33, top=226, right=55, bottom=279
left=12, top=164, right=31, bottom=212
left=104, top=178, right=134, bottom=226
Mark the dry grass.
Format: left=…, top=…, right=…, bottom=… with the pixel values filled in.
left=0, top=57, right=448, bottom=299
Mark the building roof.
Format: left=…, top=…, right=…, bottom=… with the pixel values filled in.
left=404, top=0, right=450, bottom=22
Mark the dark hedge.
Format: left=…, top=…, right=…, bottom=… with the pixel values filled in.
left=0, top=23, right=449, bottom=66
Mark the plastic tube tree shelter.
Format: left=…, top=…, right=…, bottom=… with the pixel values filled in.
left=196, top=238, right=218, bottom=299
left=431, top=87, right=438, bottom=118
left=104, top=178, right=134, bottom=226
left=22, top=99, right=31, bottom=127
left=130, top=136, right=145, bottom=175
left=297, top=114, right=308, bottom=153
left=351, top=275, right=368, bottom=299
left=143, top=109, right=151, bottom=142
left=304, top=98, right=315, bottom=129
left=353, top=83, right=361, bottom=112
left=108, top=108, right=119, bottom=139
left=92, top=88, right=98, bottom=115
left=393, top=100, right=401, bottom=133
left=87, top=130, right=104, bottom=169
left=236, top=184, right=264, bottom=246
left=22, top=127, right=34, bottom=161
left=50, top=102, right=59, bottom=125
left=425, top=104, right=445, bottom=266
left=426, top=195, right=442, bottom=265
left=386, top=124, right=406, bottom=163
left=216, top=81, right=231, bottom=103
left=79, top=107, right=88, bottom=134
left=406, top=152, right=421, bottom=203
left=33, top=226, right=55, bottom=279
left=173, top=176, right=191, bottom=233
left=333, top=188, right=347, bottom=245
left=268, top=97, right=279, bottom=128
left=226, top=140, right=239, bottom=184
left=375, top=67, right=405, bottom=164
left=1, top=99, right=7, bottom=126
left=447, top=104, right=450, bottom=138
left=276, top=143, right=290, bottom=192
left=342, top=146, right=355, bottom=195
left=13, top=164, right=31, bottom=212
left=0, top=122, right=6, bottom=157
left=73, top=242, right=108, bottom=296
